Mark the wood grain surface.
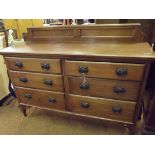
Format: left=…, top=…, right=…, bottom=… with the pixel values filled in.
left=0, top=40, right=153, bottom=61
left=5, top=57, right=61, bottom=73
left=69, top=94, right=136, bottom=122
left=0, top=24, right=153, bottom=130
left=15, top=87, right=66, bottom=110
left=10, top=71, right=64, bottom=92
left=68, top=76, right=140, bottom=101
left=65, top=60, right=145, bottom=81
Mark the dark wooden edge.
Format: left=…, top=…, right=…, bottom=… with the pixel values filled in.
left=133, top=62, right=151, bottom=123
left=141, top=82, right=155, bottom=135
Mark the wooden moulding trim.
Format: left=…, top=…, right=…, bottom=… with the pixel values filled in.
left=20, top=102, right=134, bottom=125
left=27, top=23, right=141, bottom=29
left=2, top=54, right=155, bottom=63
left=26, top=23, right=141, bottom=41
left=15, top=86, right=65, bottom=95
left=32, top=36, right=74, bottom=39
left=80, top=36, right=134, bottom=38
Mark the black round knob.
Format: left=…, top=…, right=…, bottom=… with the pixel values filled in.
left=79, top=66, right=89, bottom=74
left=19, top=77, right=28, bottom=83
left=116, top=68, right=128, bottom=76
left=24, top=94, right=32, bottom=99
left=80, top=82, right=89, bottom=90
left=81, top=101, right=89, bottom=108
left=15, top=61, right=23, bottom=68
left=113, top=86, right=125, bottom=94
left=112, top=106, right=122, bottom=113
left=44, top=80, right=53, bottom=86
left=48, top=97, right=56, bottom=103
left=41, top=63, right=50, bottom=70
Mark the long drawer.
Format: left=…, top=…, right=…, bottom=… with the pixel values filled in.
left=65, top=61, right=145, bottom=81
left=68, top=76, right=140, bottom=101
left=69, top=94, right=136, bottom=123
left=10, top=71, right=64, bottom=92
left=5, top=57, right=61, bottom=74
left=15, top=87, right=66, bottom=110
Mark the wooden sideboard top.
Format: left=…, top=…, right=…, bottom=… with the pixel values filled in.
left=0, top=24, right=155, bottom=61
left=0, top=39, right=154, bottom=61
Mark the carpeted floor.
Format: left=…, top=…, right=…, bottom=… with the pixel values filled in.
left=0, top=96, right=142, bottom=135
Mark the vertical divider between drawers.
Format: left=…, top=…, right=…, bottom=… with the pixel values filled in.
left=61, top=59, right=71, bottom=111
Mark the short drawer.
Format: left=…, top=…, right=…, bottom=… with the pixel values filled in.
left=5, top=57, right=61, bottom=74
left=68, top=76, right=140, bottom=101
left=69, top=94, right=136, bottom=123
left=15, top=87, right=66, bottom=110
left=10, top=71, right=64, bottom=92
left=65, top=61, right=145, bottom=81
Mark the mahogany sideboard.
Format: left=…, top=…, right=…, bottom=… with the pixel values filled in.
left=1, top=24, right=155, bottom=134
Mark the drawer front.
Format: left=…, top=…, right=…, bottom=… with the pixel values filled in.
left=15, top=87, right=66, bottom=110
left=65, top=61, right=145, bottom=81
left=68, top=76, right=140, bottom=101
left=5, top=57, right=61, bottom=73
left=10, top=71, right=64, bottom=92
left=69, top=94, right=136, bottom=123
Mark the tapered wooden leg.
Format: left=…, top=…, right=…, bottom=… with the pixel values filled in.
left=19, top=104, right=27, bottom=117
left=127, top=125, right=136, bottom=135
left=138, top=104, right=142, bottom=120
left=124, top=124, right=136, bottom=135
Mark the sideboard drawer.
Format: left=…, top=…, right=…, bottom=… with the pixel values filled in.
left=15, top=87, right=66, bottom=110
left=5, top=57, right=61, bottom=74
left=65, top=61, right=145, bottom=81
left=10, top=71, right=64, bottom=92
left=68, top=76, right=140, bottom=101
left=69, top=94, right=136, bottom=123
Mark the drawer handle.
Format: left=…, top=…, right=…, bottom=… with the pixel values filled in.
left=19, top=77, right=28, bottom=83
left=44, top=80, right=53, bottom=86
left=113, top=86, right=125, bottom=94
left=80, top=82, right=90, bottom=90
left=41, top=63, right=50, bottom=70
left=79, top=66, right=89, bottom=74
left=15, top=61, right=23, bottom=68
left=24, top=94, right=32, bottom=99
left=116, top=68, right=128, bottom=76
left=81, top=101, right=90, bottom=108
left=112, top=106, right=122, bottom=113
left=48, top=97, right=56, bottom=103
